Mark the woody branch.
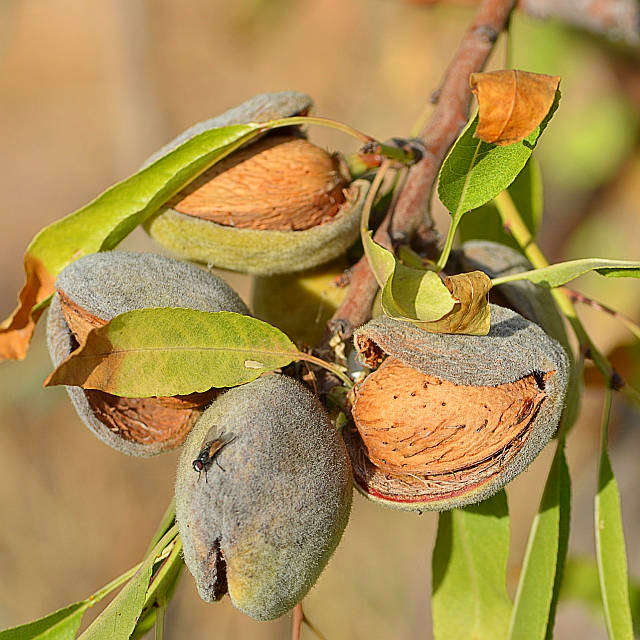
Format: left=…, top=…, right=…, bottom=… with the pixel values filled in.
left=327, top=0, right=517, bottom=339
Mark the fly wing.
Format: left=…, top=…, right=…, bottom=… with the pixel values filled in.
left=205, top=431, right=237, bottom=461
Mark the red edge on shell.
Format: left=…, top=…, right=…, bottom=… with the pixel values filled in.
left=355, top=474, right=490, bottom=504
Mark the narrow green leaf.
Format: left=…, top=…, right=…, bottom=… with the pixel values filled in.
left=595, top=389, right=634, bottom=640
left=432, top=491, right=512, bottom=640
left=144, top=538, right=184, bottom=610
left=0, top=603, right=87, bottom=640
left=559, top=557, right=640, bottom=636
left=79, top=526, right=178, bottom=640
left=145, top=501, right=176, bottom=555
left=362, top=230, right=396, bottom=287
left=491, top=259, right=640, bottom=289
left=438, top=97, right=556, bottom=218
left=508, top=440, right=571, bottom=640
left=0, top=562, right=143, bottom=640
left=133, top=538, right=184, bottom=640
left=45, top=310, right=299, bottom=397
left=458, top=157, right=543, bottom=249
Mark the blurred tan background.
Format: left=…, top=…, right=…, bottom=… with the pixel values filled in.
left=1, top=1, right=639, bottom=638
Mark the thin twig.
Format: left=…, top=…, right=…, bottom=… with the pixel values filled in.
left=404, top=0, right=640, bottom=50
left=563, top=287, right=640, bottom=341
left=327, top=0, right=516, bottom=339
left=518, top=0, right=640, bottom=50
left=291, top=603, right=304, bottom=640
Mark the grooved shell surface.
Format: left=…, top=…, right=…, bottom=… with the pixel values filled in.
left=144, top=180, right=367, bottom=275
left=349, top=305, right=569, bottom=510
left=175, top=374, right=352, bottom=620
left=47, top=251, right=249, bottom=456
left=142, top=90, right=364, bottom=275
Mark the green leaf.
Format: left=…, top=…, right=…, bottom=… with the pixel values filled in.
left=45, top=310, right=299, bottom=397
left=361, top=229, right=456, bottom=324
left=380, top=263, right=457, bottom=323
left=508, top=440, right=571, bottom=640
left=559, top=557, right=640, bottom=636
left=0, top=121, right=263, bottom=361
left=363, top=231, right=396, bottom=287
left=432, top=491, right=512, bottom=640
left=78, top=526, right=178, bottom=640
left=145, top=501, right=176, bottom=555
left=438, top=97, right=556, bottom=218
left=77, top=568, right=153, bottom=640
left=133, top=538, right=184, bottom=640
left=458, top=157, right=543, bottom=250
left=0, top=603, right=87, bottom=640
left=595, top=389, right=634, bottom=640
left=413, top=271, right=492, bottom=335
left=491, top=259, right=640, bottom=289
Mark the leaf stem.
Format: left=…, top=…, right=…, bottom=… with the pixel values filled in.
left=494, top=191, right=549, bottom=267
left=360, top=160, right=393, bottom=287
left=155, top=601, right=165, bottom=640
left=435, top=211, right=464, bottom=271
left=265, top=116, right=416, bottom=165
left=563, top=288, right=640, bottom=342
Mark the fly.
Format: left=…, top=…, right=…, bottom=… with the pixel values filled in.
left=192, top=430, right=236, bottom=482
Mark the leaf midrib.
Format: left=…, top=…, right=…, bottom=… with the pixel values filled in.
left=68, top=344, right=299, bottom=359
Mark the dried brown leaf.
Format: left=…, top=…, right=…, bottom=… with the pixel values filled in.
left=0, top=255, right=55, bottom=360
left=470, top=70, right=560, bottom=146
left=417, top=270, right=492, bottom=335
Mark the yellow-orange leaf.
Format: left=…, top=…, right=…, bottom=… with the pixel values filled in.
left=0, top=255, right=55, bottom=360
left=470, top=70, right=560, bottom=146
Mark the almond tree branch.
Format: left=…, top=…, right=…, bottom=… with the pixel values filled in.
left=327, top=0, right=516, bottom=339
left=407, top=0, right=640, bottom=50
left=518, top=0, right=640, bottom=49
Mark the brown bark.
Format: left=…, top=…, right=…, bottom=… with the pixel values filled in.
left=328, top=0, right=517, bottom=339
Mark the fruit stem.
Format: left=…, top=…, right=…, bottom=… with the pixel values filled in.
left=297, top=352, right=353, bottom=388
left=155, top=600, right=166, bottom=640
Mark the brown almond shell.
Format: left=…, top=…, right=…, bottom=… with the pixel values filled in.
left=347, top=305, right=569, bottom=511
left=141, top=90, right=365, bottom=275
left=47, top=251, right=249, bottom=457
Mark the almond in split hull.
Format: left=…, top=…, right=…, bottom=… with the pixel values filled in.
left=172, top=135, right=347, bottom=231
left=47, top=251, right=250, bottom=456
left=353, top=357, right=551, bottom=478
left=347, top=305, right=569, bottom=510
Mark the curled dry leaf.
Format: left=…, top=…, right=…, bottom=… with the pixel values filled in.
left=416, top=270, right=492, bottom=335
left=470, top=70, right=560, bottom=146
left=0, top=255, right=55, bottom=360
